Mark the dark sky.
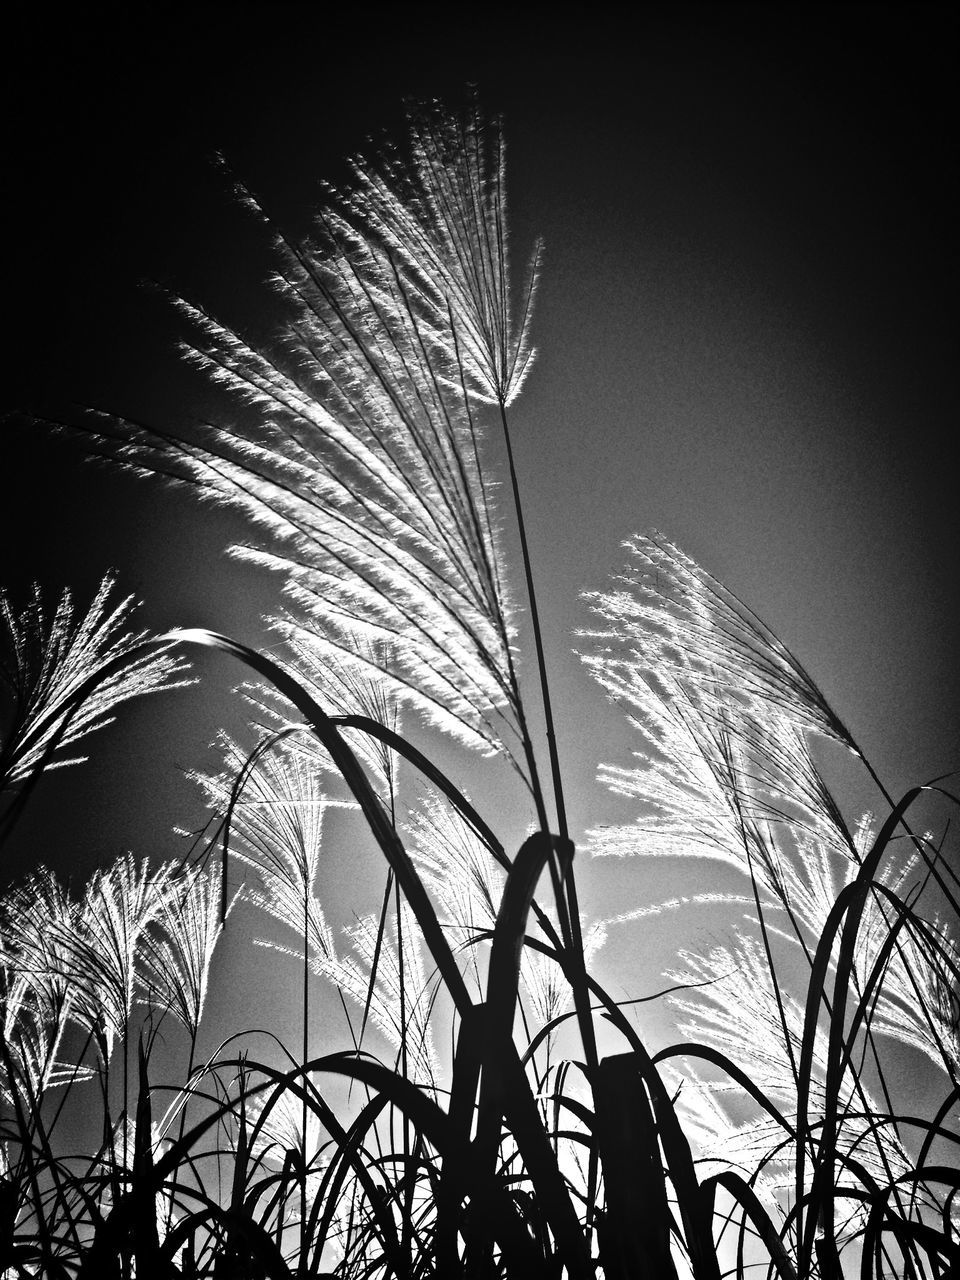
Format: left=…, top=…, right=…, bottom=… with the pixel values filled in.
left=4, top=1, right=957, bottom=918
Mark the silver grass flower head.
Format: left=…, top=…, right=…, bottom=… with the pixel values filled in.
left=519, top=913, right=606, bottom=1032
left=581, top=534, right=855, bottom=748
left=342, top=94, right=542, bottom=406
left=50, top=852, right=179, bottom=1060
left=246, top=1083, right=329, bottom=1194
left=582, top=535, right=856, bottom=878
left=0, top=866, right=77, bottom=1018
left=408, top=792, right=504, bottom=996
left=0, top=868, right=96, bottom=1099
left=861, top=903, right=960, bottom=1073
left=0, top=574, right=192, bottom=788
left=667, top=936, right=915, bottom=1199
left=315, top=900, right=439, bottom=1087
left=0, top=966, right=53, bottom=1103
left=670, top=935, right=826, bottom=1101
left=584, top=679, right=846, bottom=901
left=142, top=864, right=240, bottom=1036
left=408, top=794, right=502, bottom=933
left=69, top=98, right=539, bottom=778
left=195, top=738, right=346, bottom=963
left=245, top=621, right=403, bottom=802
left=763, top=830, right=960, bottom=1074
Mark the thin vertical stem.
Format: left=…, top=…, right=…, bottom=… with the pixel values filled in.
left=496, top=399, right=599, bottom=1079
left=122, top=1030, right=130, bottom=1187
left=166, top=1035, right=197, bottom=1236
left=496, top=400, right=568, bottom=844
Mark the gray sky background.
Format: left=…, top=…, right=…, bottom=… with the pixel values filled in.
left=4, top=5, right=956, bottom=1059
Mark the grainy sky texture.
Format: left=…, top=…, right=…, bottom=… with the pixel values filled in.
left=4, top=0, right=956, bottom=940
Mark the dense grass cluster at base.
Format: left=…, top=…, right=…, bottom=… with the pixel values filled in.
left=2, top=96, right=958, bottom=1278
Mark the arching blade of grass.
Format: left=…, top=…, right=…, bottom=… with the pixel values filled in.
left=173, top=619, right=590, bottom=1271
left=492, top=928, right=727, bottom=1276
left=301, top=1089, right=390, bottom=1273
left=475, top=832, right=569, bottom=1169
left=329, top=712, right=507, bottom=866
left=592, top=1051, right=678, bottom=1279
left=860, top=1167, right=960, bottom=1274
left=795, top=785, right=925, bottom=1272
left=700, top=1171, right=798, bottom=1280
left=151, top=631, right=586, bottom=1268
left=242, top=1069, right=403, bottom=1274
left=434, top=1003, right=485, bottom=1270
left=274, top=1054, right=556, bottom=1275
left=167, top=627, right=477, bottom=1019
left=536, top=965, right=724, bottom=1277
left=153, top=1053, right=546, bottom=1275
left=158, top=1200, right=295, bottom=1280
left=653, top=1042, right=796, bottom=1142
left=457, top=831, right=591, bottom=1276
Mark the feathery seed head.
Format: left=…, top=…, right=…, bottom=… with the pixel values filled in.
left=64, top=100, right=541, bottom=778
left=0, top=574, right=192, bottom=790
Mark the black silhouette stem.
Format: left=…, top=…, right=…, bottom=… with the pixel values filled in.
left=497, top=399, right=599, bottom=1075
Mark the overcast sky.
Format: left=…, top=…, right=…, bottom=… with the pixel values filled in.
left=4, top=2, right=956, bottom=933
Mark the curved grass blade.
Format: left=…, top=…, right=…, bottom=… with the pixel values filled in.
left=795, top=786, right=924, bottom=1271
left=168, top=627, right=476, bottom=1018
left=593, top=1050, right=679, bottom=1279
left=700, top=1169, right=798, bottom=1280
